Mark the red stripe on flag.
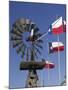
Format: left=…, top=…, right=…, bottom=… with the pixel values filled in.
left=53, top=46, right=64, bottom=52
left=52, top=25, right=63, bottom=34
left=44, top=63, right=55, bottom=69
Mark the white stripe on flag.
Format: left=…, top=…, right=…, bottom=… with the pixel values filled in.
left=52, top=42, right=64, bottom=48
left=52, top=17, right=62, bottom=28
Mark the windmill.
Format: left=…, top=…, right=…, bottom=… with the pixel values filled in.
left=10, top=18, right=46, bottom=87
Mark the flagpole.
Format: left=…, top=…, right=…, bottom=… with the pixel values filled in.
left=47, top=42, right=50, bottom=85
left=48, top=62, right=50, bottom=85
left=43, top=69, right=44, bottom=87
left=57, top=34, right=61, bottom=84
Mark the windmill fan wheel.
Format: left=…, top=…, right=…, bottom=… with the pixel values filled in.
left=11, top=18, right=43, bottom=60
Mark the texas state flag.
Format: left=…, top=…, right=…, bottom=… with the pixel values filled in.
left=49, top=42, right=64, bottom=53
left=48, top=17, right=66, bottom=34
left=44, top=61, right=55, bottom=69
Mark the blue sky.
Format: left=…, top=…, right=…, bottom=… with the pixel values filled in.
left=9, top=1, right=66, bottom=89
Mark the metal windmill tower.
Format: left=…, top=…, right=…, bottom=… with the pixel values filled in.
left=10, top=18, right=46, bottom=88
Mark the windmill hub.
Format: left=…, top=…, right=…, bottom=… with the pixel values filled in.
left=22, top=31, right=31, bottom=48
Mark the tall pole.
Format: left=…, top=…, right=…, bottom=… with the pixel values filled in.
left=57, top=35, right=61, bottom=84
left=47, top=42, right=50, bottom=85
left=25, top=42, right=39, bottom=88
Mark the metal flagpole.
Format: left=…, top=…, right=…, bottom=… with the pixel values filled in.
left=47, top=42, right=50, bottom=85
left=48, top=62, right=50, bottom=85
left=43, top=69, right=44, bottom=87
left=57, top=35, right=61, bottom=84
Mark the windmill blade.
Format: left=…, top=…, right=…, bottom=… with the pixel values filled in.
left=31, top=23, right=36, bottom=29
left=18, top=18, right=26, bottom=24
left=35, top=33, right=42, bottom=40
left=13, top=23, right=24, bottom=33
left=16, top=44, right=25, bottom=54
left=11, top=35, right=22, bottom=41
left=12, top=26, right=23, bottom=35
left=26, top=47, right=29, bottom=61
left=34, top=46, right=41, bottom=55
left=36, top=33, right=42, bottom=38
left=11, top=37, right=22, bottom=41
left=35, top=43, right=43, bottom=49
left=26, top=19, right=35, bottom=31
left=18, top=23, right=26, bottom=33
left=26, top=19, right=31, bottom=31
left=21, top=45, right=26, bottom=58
left=37, top=39, right=43, bottom=43
left=33, top=49, right=38, bottom=59
left=30, top=47, right=38, bottom=59
left=30, top=29, right=34, bottom=37
left=26, top=18, right=31, bottom=24
left=13, top=40, right=23, bottom=48
left=26, top=24, right=35, bottom=32
left=34, top=51, right=38, bottom=59
left=19, top=24, right=27, bottom=32
left=26, top=24, right=30, bottom=31
left=23, top=24, right=28, bottom=32
left=11, top=32, right=22, bottom=37
left=11, top=29, right=22, bottom=37
left=25, top=21, right=34, bottom=32
left=34, top=27, right=39, bottom=34
left=19, top=18, right=28, bottom=32
left=25, top=19, right=31, bottom=31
